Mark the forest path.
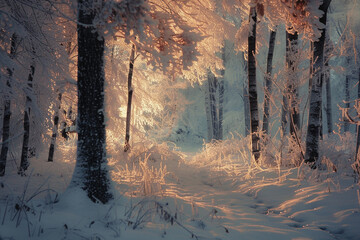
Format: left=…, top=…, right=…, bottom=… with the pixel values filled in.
left=161, top=150, right=337, bottom=240
left=0, top=147, right=357, bottom=240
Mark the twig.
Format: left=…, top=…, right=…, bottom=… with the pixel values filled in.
left=155, top=201, right=200, bottom=240
left=1, top=200, right=9, bottom=225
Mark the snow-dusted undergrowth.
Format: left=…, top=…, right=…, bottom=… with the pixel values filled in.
left=1, top=134, right=360, bottom=240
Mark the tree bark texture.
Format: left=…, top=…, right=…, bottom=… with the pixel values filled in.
left=344, top=57, right=351, bottom=132
left=309, top=42, right=314, bottom=90
left=286, top=32, right=300, bottom=138
left=325, top=67, right=332, bottom=135
left=0, top=33, right=17, bottom=176
left=48, top=93, right=62, bottom=162
left=305, top=0, right=332, bottom=167
left=355, top=67, right=360, bottom=174
left=70, top=0, right=112, bottom=203
left=248, top=6, right=260, bottom=162
left=263, top=30, right=276, bottom=135
left=242, top=53, right=250, bottom=137
left=218, top=76, right=224, bottom=140
left=48, top=42, right=73, bottom=161
left=19, top=62, right=35, bottom=174
left=319, top=101, right=323, bottom=140
left=205, top=78, right=213, bottom=141
left=281, top=94, right=288, bottom=135
left=216, top=45, right=226, bottom=140
left=208, top=70, right=218, bottom=141
left=124, top=44, right=135, bottom=152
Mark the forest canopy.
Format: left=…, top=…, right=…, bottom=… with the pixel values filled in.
left=0, top=0, right=360, bottom=239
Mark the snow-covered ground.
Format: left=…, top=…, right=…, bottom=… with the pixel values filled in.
left=1, top=141, right=360, bottom=240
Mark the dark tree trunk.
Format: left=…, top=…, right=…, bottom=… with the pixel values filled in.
left=344, top=57, right=351, bottom=132
left=325, top=63, right=332, bottom=135
left=324, top=32, right=332, bottom=134
left=48, top=93, right=62, bottom=162
left=208, top=70, right=218, bottom=140
left=218, top=77, right=224, bottom=140
left=286, top=32, right=300, bottom=138
left=281, top=94, right=288, bottom=135
left=216, top=45, right=226, bottom=140
left=0, top=33, right=17, bottom=177
left=319, top=101, right=323, bottom=140
left=244, top=82, right=250, bottom=136
left=205, top=78, right=213, bottom=141
left=242, top=53, right=250, bottom=136
left=48, top=41, right=72, bottom=162
left=248, top=6, right=260, bottom=162
left=305, top=0, right=332, bottom=167
left=19, top=60, right=35, bottom=174
left=355, top=67, right=360, bottom=174
left=124, top=44, right=135, bottom=152
left=309, top=40, right=315, bottom=90
left=70, top=0, right=112, bottom=203
left=263, top=30, right=276, bottom=135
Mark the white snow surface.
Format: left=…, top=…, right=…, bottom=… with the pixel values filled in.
left=1, top=142, right=360, bottom=240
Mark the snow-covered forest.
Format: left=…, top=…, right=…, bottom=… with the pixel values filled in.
left=1, top=0, right=360, bottom=239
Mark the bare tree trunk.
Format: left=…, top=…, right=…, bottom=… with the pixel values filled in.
left=0, top=33, right=17, bottom=176
left=320, top=100, right=323, bottom=140
left=244, top=84, right=250, bottom=136
left=282, top=31, right=299, bottom=138
left=263, top=30, right=276, bottom=135
left=204, top=69, right=220, bottom=142
left=324, top=32, right=332, bottom=134
left=70, top=0, right=112, bottom=203
left=48, top=93, right=62, bottom=162
left=281, top=95, right=288, bottom=135
left=305, top=0, right=332, bottom=167
left=325, top=65, right=332, bottom=135
left=309, top=42, right=314, bottom=90
left=286, top=32, right=300, bottom=138
left=48, top=39, right=72, bottom=162
left=218, top=77, right=224, bottom=140
left=207, top=70, right=218, bottom=141
left=205, top=79, right=213, bottom=141
left=248, top=6, right=260, bottom=162
left=124, top=44, right=135, bottom=152
left=19, top=56, right=35, bottom=174
left=344, top=57, right=351, bottom=132
left=217, top=45, right=226, bottom=140
left=355, top=67, right=360, bottom=174
left=242, top=52, right=250, bottom=136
